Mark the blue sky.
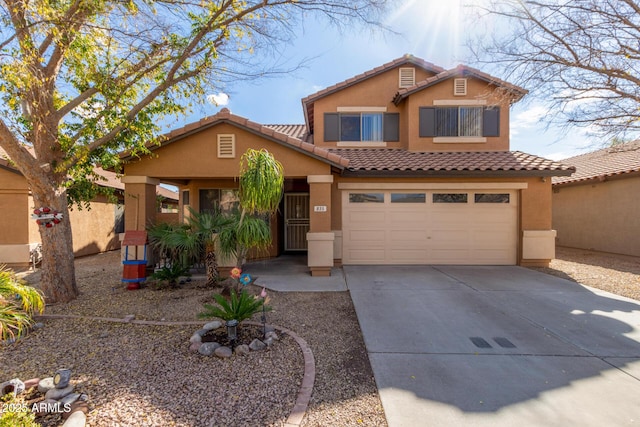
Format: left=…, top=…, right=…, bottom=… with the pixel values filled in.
left=178, top=0, right=597, bottom=160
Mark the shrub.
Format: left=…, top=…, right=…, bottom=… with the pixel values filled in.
left=199, top=289, right=271, bottom=322
left=0, top=266, right=45, bottom=342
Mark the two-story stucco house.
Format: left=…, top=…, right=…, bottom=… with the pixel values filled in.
left=119, top=54, right=574, bottom=275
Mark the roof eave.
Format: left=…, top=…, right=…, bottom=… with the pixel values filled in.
left=341, top=169, right=575, bottom=178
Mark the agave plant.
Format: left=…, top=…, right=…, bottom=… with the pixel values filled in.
left=0, top=266, right=45, bottom=341
left=199, top=289, right=271, bottom=323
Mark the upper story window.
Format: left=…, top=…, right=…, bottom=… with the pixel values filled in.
left=340, top=113, right=383, bottom=141
left=324, top=111, right=399, bottom=144
left=419, top=106, right=500, bottom=138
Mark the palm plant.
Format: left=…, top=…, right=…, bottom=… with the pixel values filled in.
left=0, top=266, right=45, bottom=341
left=199, top=289, right=271, bottom=322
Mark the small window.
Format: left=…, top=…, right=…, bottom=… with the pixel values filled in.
left=349, top=193, right=384, bottom=203
left=217, top=134, right=235, bottom=158
left=200, top=189, right=240, bottom=215
left=182, top=190, right=190, bottom=205
left=475, top=193, right=510, bottom=203
left=391, top=193, right=426, bottom=203
left=433, top=193, right=468, bottom=203
left=454, top=78, right=467, bottom=96
left=340, top=113, right=383, bottom=142
left=399, top=67, right=415, bottom=88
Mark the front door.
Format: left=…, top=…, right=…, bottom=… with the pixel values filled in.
left=284, top=193, right=310, bottom=251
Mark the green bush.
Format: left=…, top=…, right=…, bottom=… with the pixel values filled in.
left=199, top=289, right=271, bottom=322
left=150, top=264, right=191, bottom=288
left=0, top=266, right=45, bottom=341
left=0, top=394, right=40, bottom=427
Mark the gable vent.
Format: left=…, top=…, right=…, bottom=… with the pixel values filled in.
left=454, top=78, right=467, bottom=96
left=217, top=134, right=236, bottom=158
left=399, top=67, right=415, bottom=88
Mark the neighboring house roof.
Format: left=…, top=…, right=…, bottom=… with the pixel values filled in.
left=552, top=141, right=640, bottom=186
left=0, top=146, right=178, bottom=201
left=301, top=54, right=446, bottom=134
left=122, top=108, right=349, bottom=169
left=392, top=65, right=528, bottom=105
left=330, top=149, right=575, bottom=177
left=264, top=124, right=309, bottom=141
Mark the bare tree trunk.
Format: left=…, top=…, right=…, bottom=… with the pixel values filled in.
left=205, top=249, right=218, bottom=287
left=33, top=188, right=78, bottom=303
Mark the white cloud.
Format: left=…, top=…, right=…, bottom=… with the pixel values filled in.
left=510, top=105, right=548, bottom=136
left=207, top=92, right=229, bottom=106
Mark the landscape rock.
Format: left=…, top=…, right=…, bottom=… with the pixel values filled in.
left=249, top=339, right=267, bottom=352
left=45, top=384, right=74, bottom=400
left=60, top=392, right=81, bottom=406
left=198, top=342, right=221, bottom=356
left=189, top=341, right=202, bottom=352
left=38, top=377, right=55, bottom=394
left=62, top=410, right=87, bottom=427
left=189, top=333, right=202, bottom=344
left=234, top=344, right=250, bottom=356
left=23, top=378, right=40, bottom=389
left=214, top=346, right=233, bottom=358
left=264, top=337, right=274, bottom=347
left=33, top=322, right=45, bottom=329
left=194, top=328, right=209, bottom=337
left=203, top=321, right=222, bottom=331
left=265, top=331, right=279, bottom=341
left=62, top=401, right=89, bottom=420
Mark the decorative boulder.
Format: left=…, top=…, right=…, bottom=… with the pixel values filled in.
left=249, top=339, right=267, bottom=352
left=203, top=321, right=222, bottom=331
left=235, top=344, right=250, bottom=356
left=189, top=333, right=202, bottom=344
left=198, top=342, right=221, bottom=356
left=45, top=384, right=74, bottom=400
left=214, top=346, right=233, bottom=358
left=38, top=377, right=55, bottom=394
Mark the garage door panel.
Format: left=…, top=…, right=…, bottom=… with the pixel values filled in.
left=342, top=189, right=517, bottom=265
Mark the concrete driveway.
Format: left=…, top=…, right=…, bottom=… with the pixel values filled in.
left=346, top=265, right=640, bottom=426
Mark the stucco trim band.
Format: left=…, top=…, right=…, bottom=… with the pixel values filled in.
left=307, top=175, right=334, bottom=184
left=338, top=182, right=528, bottom=190
left=120, top=176, right=161, bottom=185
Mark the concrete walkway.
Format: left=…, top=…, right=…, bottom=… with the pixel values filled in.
left=346, top=265, right=640, bottom=426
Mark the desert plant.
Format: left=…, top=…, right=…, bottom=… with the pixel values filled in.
left=0, top=394, right=40, bottom=427
left=0, top=266, right=45, bottom=341
left=199, top=289, right=271, bottom=323
left=150, top=264, right=191, bottom=288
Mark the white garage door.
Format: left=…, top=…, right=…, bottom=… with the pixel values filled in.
left=342, top=189, right=517, bottom=265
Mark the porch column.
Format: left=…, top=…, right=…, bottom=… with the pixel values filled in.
left=121, top=176, right=160, bottom=231
left=307, top=175, right=334, bottom=277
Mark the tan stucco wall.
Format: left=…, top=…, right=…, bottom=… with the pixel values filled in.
left=0, top=168, right=30, bottom=245
left=553, top=177, right=640, bottom=257
left=405, top=79, right=511, bottom=152
left=68, top=196, right=121, bottom=257
left=312, top=65, right=436, bottom=150
left=124, top=123, right=331, bottom=180
left=312, top=67, right=511, bottom=152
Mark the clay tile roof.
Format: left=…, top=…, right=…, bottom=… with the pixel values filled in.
left=264, top=124, right=309, bottom=141
left=393, top=65, right=528, bottom=105
left=328, top=149, right=574, bottom=177
left=123, top=109, right=348, bottom=169
left=552, top=141, right=640, bottom=185
left=301, top=54, right=446, bottom=105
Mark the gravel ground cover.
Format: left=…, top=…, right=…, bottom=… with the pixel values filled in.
left=530, top=246, right=640, bottom=301
left=2, top=251, right=385, bottom=427
left=4, top=246, right=637, bottom=427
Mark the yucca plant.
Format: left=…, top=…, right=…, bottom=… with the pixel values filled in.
left=0, top=266, right=45, bottom=342
left=199, top=289, right=271, bottom=322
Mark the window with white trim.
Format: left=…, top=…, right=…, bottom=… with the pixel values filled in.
left=324, top=112, right=399, bottom=143
left=419, top=106, right=500, bottom=138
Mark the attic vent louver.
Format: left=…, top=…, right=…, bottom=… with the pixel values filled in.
left=454, top=78, right=467, bottom=96
left=399, top=67, right=415, bottom=88
left=217, top=134, right=235, bottom=158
